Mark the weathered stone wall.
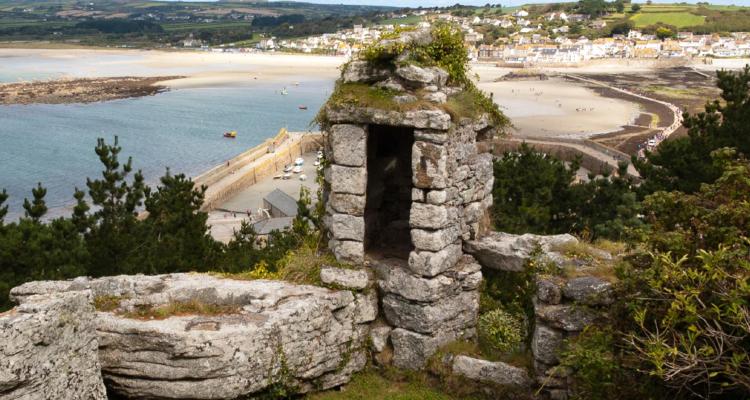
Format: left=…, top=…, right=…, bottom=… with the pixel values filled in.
left=532, top=273, right=613, bottom=399
left=465, top=232, right=615, bottom=399
left=10, top=273, right=376, bottom=399
left=322, top=52, right=498, bottom=369
left=0, top=291, right=106, bottom=400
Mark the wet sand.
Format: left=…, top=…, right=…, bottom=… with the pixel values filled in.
left=477, top=76, right=640, bottom=138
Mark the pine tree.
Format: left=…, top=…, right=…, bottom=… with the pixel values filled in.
left=85, top=137, right=148, bottom=276
left=138, top=170, right=218, bottom=273
left=0, top=189, right=8, bottom=228
left=22, top=183, right=47, bottom=222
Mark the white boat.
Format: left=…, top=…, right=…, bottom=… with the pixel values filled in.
left=294, top=157, right=304, bottom=166
left=299, top=174, right=307, bottom=181
left=280, top=88, right=288, bottom=95
left=313, top=160, right=320, bottom=166
left=282, top=173, right=292, bottom=180
left=292, top=165, right=303, bottom=174
left=283, top=165, right=293, bottom=173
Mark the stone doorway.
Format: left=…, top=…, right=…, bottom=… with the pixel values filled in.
left=364, top=125, right=414, bottom=259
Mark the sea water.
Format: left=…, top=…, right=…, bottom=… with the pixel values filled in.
left=0, top=78, right=333, bottom=219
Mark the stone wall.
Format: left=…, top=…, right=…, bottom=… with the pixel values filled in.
left=532, top=272, right=613, bottom=400
left=0, top=291, right=106, bottom=400
left=465, top=232, right=615, bottom=399
left=322, top=51, right=498, bottom=369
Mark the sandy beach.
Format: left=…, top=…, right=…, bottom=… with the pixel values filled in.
left=0, top=48, right=345, bottom=87
left=2, top=48, right=741, bottom=139
left=477, top=77, right=640, bottom=138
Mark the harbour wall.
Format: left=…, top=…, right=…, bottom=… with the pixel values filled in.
left=195, top=129, right=324, bottom=212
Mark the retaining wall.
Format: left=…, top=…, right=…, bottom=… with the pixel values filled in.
left=196, top=131, right=324, bottom=212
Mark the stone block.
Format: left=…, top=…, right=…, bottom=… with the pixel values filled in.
left=451, top=356, right=532, bottom=388
left=532, top=323, right=564, bottom=365
left=463, top=232, right=578, bottom=271
left=328, top=165, right=366, bottom=195
left=562, top=277, right=613, bottom=306
left=377, top=265, right=461, bottom=303
left=407, top=243, right=462, bottom=277
left=424, top=91, right=447, bottom=104
left=414, top=129, right=449, bottom=144
left=409, top=203, right=456, bottom=229
left=353, top=290, right=378, bottom=324
left=411, top=188, right=425, bottom=202
left=411, top=225, right=460, bottom=252
left=320, top=266, right=370, bottom=290
left=412, top=141, right=449, bottom=189
left=390, top=328, right=463, bottom=370
left=370, top=323, right=392, bottom=353
left=330, top=124, right=366, bottom=167
left=330, top=239, right=364, bottom=264
left=382, top=290, right=479, bottom=334
left=331, top=213, right=365, bottom=241
left=536, top=276, right=563, bottom=305
left=329, top=193, right=365, bottom=216
left=535, top=304, right=598, bottom=332
left=396, top=64, right=445, bottom=87
left=425, top=189, right=452, bottom=205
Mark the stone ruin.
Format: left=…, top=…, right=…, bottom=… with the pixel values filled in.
left=321, top=32, right=499, bottom=369
left=6, top=273, right=376, bottom=399
left=0, top=29, right=618, bottom=400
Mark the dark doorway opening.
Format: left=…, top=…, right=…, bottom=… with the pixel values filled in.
left=364, top=125, right=415, bottom=260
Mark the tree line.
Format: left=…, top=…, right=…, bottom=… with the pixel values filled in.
left=491, top=66, right=750, bottom=399
left=0, top=138, right=316, bottom=310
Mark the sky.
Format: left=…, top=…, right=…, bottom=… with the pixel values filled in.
left=268, top=0, right=749, bottom=7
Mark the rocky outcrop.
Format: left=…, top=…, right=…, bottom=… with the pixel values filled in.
left=0, top=291, right=106, bottom=400
left=463, top=232, right=578, bottom=271
left=11, top=274, right=375, bottom=399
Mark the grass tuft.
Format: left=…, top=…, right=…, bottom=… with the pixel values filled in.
left=119, top=299, right=240, bottom=320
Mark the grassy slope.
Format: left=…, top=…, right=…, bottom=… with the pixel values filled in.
left=379, top=15, right=422, bottom=26
left=627, top=4, right=747, bottom=29
left=631, top=11, right=705, bottom=28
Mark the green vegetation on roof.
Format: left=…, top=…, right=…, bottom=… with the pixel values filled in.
left=316, top=24, right=508, bottom=130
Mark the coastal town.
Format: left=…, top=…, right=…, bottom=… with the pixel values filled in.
left=195, top=10, right=750, bottom=63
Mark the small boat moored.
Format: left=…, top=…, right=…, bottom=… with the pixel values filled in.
left=298, top=105, right=308, bottom=110
left=294, top=157, right=304, bottom=166
left=223, top=130, right=237, bottom=138
left=292, top=165, right=303, bottom=174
